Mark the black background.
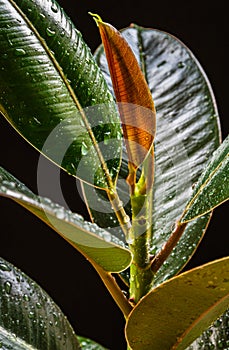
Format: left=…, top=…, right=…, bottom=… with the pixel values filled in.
left=0, top=0, right=228, bottom=349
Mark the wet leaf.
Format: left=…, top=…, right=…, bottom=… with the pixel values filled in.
left=126, top=257, right=229, bottom=350
left=0, top=0, right=121, bottom=189
left=91, top=15, right=156, bottom=173
left=187, top=309, right=229, bottom=350
left=77, top=336, right=108, bottom=349
left=0, top=166, right=132, bottom=273
left=84, top=24, right=221, bottom=285
left=181, top=135, right=229, bottom=223
left=0, top=257, right=80, bottom=349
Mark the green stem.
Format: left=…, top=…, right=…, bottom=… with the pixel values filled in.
left=128, top=190, right=154, bottom=304
left=107, top=188, right=131, bottom=237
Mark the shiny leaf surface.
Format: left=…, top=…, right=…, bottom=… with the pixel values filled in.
left=0, top=0, right=121, bottom=189
left=0, top=257, right=80, bottom=349
left=0, top=167, right=132, bottom=272
left=86, top=24, right=221, bottom=284
left=77, top=336, right=108, bottom=349
left=92, top=16, right=156, bottom=172
left=181, top=135, right=229, bottom=222
left=126, top=257, right=229, bottom=350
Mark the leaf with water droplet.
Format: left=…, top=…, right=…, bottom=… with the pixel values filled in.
left=0, top=166, right=132, bottom=273
left=126, top=257, right=229, bottom=350
left=181, top=135, right=229, bottom=223
left=87, top=23, right=221, bottom=285
left=77, top=336, right=108, bottom=349
left=0, top=0, right=122, bottom=189
left=0, top=257, right=81, bottom=349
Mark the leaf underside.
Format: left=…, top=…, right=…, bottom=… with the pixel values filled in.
left=0, top=257, right=80, bottom=349
left=126, top=257, right=229, bottom=350
left=83, top=25, right=221, bottom=285
left=0, top=166, right=132, bottom=273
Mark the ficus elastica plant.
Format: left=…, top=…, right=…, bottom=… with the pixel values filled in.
left=0, top=0, right=228, bottom=349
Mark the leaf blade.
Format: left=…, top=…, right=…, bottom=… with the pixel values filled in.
left=125, top=257, right=229, bottom=350
left=0, top=257, right=80, bottom=349
left=91, top=25, right=221, bottom=284
left=0, top=166, right=132, bottom=273
left=181, top=135, right=229, bottom=223
left=0, top=0, right=121, bottom=189
left=92, top=16, right=156, bottom=171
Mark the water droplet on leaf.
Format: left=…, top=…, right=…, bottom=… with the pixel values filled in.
left=46, top=27, right=56, bottom=37
left=15, top=48, right=26, bottom=56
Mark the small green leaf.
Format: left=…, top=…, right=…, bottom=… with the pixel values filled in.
left=0, top=0, right=121, bottom=189
left=0, top=167, right=132, bottom=273
left=181, top=135, right=229, bottom=223
left=0, top=257, right=80, bottom=349
left=125, top=257, right=229, bottom=350
left=77, top=336, right=108, bottom=349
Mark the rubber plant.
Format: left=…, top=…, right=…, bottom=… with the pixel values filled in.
left=0, top=0, right=228, bottom=349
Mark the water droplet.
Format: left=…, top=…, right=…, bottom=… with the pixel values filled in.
left=23, top=294, right=30, bottom=301
left=55, top=208, right=65, bottom=220
left=46, top=27, right=56, bottom=37
left=157, top=60, right=167, bottom=68
left=0, top=263, right=11, bottom=271
left=28, top=311, right=35, bottom=319
left=36, top=302, right=42, bottom=309
left=15, top=48, right=26, bottom=56
left=178, top=61, right=185, bottom=68
left=51, top=2, right=58, bottom=12
left=81, top=142, right=88, bottom=155
left=104, top=131, right=111, bottom=145
left=4, top=281, right=12, bottom=294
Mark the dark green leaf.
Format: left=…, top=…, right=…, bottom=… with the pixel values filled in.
left=0, top=166, right=132, bottom=272
left=0, top=257, right=80, bottom=349
left=125, top=257, right=229, bottom=350
left=0, top=0, right=122, bottom=189
left=187, top=309, right=229, bottom=350
left=84, top=25, right=221, bottom=284
left=181, top=135, right=229, bottom=222
left=77, top=336, right=108, bottom=349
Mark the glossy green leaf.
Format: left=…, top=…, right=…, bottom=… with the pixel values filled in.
left=125, top=257, right=229, bottom=350
left=187, top=309, right=229, bottom=349
left=0, top=0, right=122, bottom=189
left=0, top=167, right=132, bottom=272
left=181, top=135, right=229, bottom=223
left=77, top=336, right=108, bottom=349
left=0, top=256, right=80, bottom=349
left=83, top=24, right=221, bottom=284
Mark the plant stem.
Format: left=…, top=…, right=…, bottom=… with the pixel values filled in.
left=107, top=188, right=131, bottom=238
left=92, top=262, right=133, bottom=318
left=128, top=190, right=154, bottom=304
left=151, top=221, right=187, bottom=274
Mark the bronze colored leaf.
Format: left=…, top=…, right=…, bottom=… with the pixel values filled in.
left=91, top=15, right=156, bottom=173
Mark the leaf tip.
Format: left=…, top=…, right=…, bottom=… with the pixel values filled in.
left=88, top=12, right=103, bottom=27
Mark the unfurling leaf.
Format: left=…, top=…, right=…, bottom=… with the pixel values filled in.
left=91, top=14, right=156, bottom=178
